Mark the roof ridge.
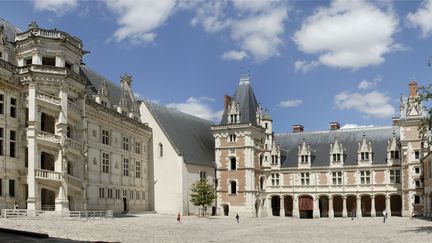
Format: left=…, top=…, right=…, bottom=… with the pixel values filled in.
left=276, top=125, right=396, bottom=136
left=0, top=18, right=22, bottom=33
left=144, top=100, right=214, bottom=124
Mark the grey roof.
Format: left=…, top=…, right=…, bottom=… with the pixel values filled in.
left=220, top=78, right=259, bottom=125
left=276, top=126, right=399, bottom=167
left=144, top=101, right=215, bottom=167
left=0, top=18, right=21, bottom=43
left=80, top=65, right=123, bottom=106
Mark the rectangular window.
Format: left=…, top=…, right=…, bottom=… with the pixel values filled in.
left=130, top=190, right=134, bottom=199
left=333, top=153, right=341, bottom=162
left=9, top=179, right=15, bottom=197
left=42, top=56, right=55, bottom=66
left=415, top=167, right=420, bottom=174
left=390, top=150, right=399, bottom=159
left=108, top=188, right=113, bottom=199
left=0, top=94, right=4, bottom=114
left=390, top=170, right=401, bottom=184
left=136, top=191, right=140, bottom=200
left=102, top=153, right=109, bottom=173
left=200, top=171, right=207, bottom=180
left=271, top=155, right=278, bottom=165
left=0, top=127, right=3, bottom=156
left=123, top=158, right=129, bottom=176
left=102, top=130, right=110, bottom=145
left=229, top=134, right=236, bottom=142
left=135, top=141, right=141, bottom=154
left=10, top=97, right=16, bottom=118
left=0, top=179, right=2, bottom=196
left=99, top=187, right=105, bottom=198
left=136, top=160, right=141, bottom=178
left=332, top=171, right=343, bottom=185
left=414, top=150, right=420, bottom=160
left=415, top=180, right=420, bottom=188
left=271, top=173, right=279, bottom=186
left=123, top=190, right=127, bottom=197
left=115, top=189, right=120, bottom=199
left=143, top=191, right=146, bottom=200
left=360, top=171, right=371, bottom=184
left=301, top=155, right=308, bottom=163
left=123, top=137, right=129, bottom=151
left=10, top=130, right=16, bottom=158
left=361, top=152, right=369, bottom=160
left=414, top=195, right=420, bottom=204
left=300, top=172, right=310, bottom=185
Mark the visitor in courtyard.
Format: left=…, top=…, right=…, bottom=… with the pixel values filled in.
left=383, top=211, right=387, bottom=223
left=236, top=214, right=239, bottom=223
left=14, top=202, right=19, bottom=210
left=351, top=210, right=355, bottom=220
left=177, top=213, right=181, bottom=223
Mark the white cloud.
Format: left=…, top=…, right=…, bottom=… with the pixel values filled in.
left=166, top=96, right=223, bottom=122
left=222, top=50, right=248, bottom=61
left=294, top=60, right=319, bottom=73
left=340, top=124, right=374, bottom=129
left=357, top=75, right=381, bottom=89
left=191, top=0, right=288, bottom=61
left=407, top=0, right=432, bottom=37
left=279, top=99, right=303, bottom=108
left=33, top=0, right=78, bottom=15
left=105, top=0, right=177, bottom=44
left=293, top=0, right=399, bottom=69
left=334, top=90, right=395, bottom=119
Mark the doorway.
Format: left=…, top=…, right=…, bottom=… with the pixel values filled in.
left=123, top=197, right=127, bottom=212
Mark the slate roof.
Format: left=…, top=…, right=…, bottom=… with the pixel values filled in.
left=0, top=18, right=21, bottom=43
left=220, top=76, right=259, bottom=125
left=276, top=126, right=399, bottom=167
left=144, top=101, right=215, bottom=167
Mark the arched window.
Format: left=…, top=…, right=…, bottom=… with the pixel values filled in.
left=230, top=181, right=237, bottom=194
left=230, top=157, right=236, bottom=170
left=158, top=143, right=163, bottom=157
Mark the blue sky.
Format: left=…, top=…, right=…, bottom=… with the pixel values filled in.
left=1, top=0, right=432, bottom=133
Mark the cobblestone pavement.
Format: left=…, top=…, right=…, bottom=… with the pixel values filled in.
left=1, top=214, right=431, bottom=243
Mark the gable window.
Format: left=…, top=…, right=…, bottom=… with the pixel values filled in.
left=332, top=153, right=341, bottom=162
left=360, top=152, right=369, bottom=161
left=332, top=171, right=342, bottom=185
left=230, top=114, right=238, bottom=123
left=229, top=181, right=237, bottom=194
left=229, top=134, right=236, bottom=142
left=102, top=152, right=109, bottom=173
left=300, top=172, right=310, bottom=185
left=0, top=127, right=3, bottom=156
left=123, top=158, right=129, bottom=176
left=9, top=130, right=16, bottom=158
left=389, top=170, right=400, bottom=184
left=301, top=155, right=308, bottom=163
left=360, top=171, right=371, bottom=184
left=158, top=143, right=163, bottom=157
left=230, top=157, right=237, bottom=170
left=122, top=137, right=129, bottom=151
left=135, top=141, right=141, bottom=154
left=102, top=130, right=110, bottom=145
left=390, top=150, right=399, bottom=159
left=271, top=173, right=279, bottom=186
left=0, top=94, right=4, bottom=115
left=136, top=160, right=141, bottom=178
left=10, top=97, right=16, bottom=118
left=271, top=155, right=278, bottom=165
left=200, top=171, right=207, bottom=180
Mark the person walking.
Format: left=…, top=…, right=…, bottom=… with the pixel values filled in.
left=177, top=212, right=181, bottom=223
left=235, top=214, right=239, bottom=223
left=351, top=210, right=355, bottom=220
left=383, top=211, right=387, bottom=223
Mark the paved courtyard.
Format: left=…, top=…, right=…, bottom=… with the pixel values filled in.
left=0, top=214, right=431, bottom=243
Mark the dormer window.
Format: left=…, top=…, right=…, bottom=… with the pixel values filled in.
left=360, top=152, right=369, bottom=161
left=229, top=134, right=236, bottom=142
left=332, top=153, right=341, bottom=162
left=390, top=150, right=399, bottom=159
left=358, top=135, right=372, bottom=163
left=271, top=155, right=278, bottom=165
left=301, top=155, right=308, bottom=163
left=227, top=99, right=240, bottom=124
left=298, top=139, right=311, bottom=166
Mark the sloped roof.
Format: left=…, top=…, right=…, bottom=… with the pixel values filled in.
left=220, top=76, right=259, bottom=125
left=144, top=101, right=215, bottom=167
left=0, top=18, right=21, bottom=43
left=276, top=126, right=399, bottom=167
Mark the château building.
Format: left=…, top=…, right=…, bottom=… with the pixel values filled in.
left=213, top=75, right=430, bottom=218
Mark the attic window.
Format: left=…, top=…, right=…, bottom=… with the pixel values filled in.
left=360, top=152, right=369, bottom=160
left=333, top=153, right=341, bottom=162
left=300, top=155, right=308, bottom=163
left=390, top=150, right=399, bottom=159
left=42, top=56, right=55, bottom=66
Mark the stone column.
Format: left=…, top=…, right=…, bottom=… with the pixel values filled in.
left=292, top=195, right=300, bottom=219
left=280, top=196, right=285, bottom=217
left=385, top=195, right=391, bottom=217
left=328, top=196, right=334, bottom=218
left=313, top=196, right=320, bottom=219
left=267, top=196, right=272, bottom=216
left=26, top=82, right=39, bottom=212
left=356, top=195, right=362, bottom=218
left=342, top=195, right=347, bottom=218
left=371, top=195, right=376, bottom=217
left=55, top=55, right=65, bottom=68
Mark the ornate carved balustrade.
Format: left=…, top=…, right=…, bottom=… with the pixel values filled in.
left=67, top=137, right=82, bottom=153
left=36, top=91, right=61, bottom=106
left=67, top=175, right=82, bottom=189
left=35, top=169, right=61, bottom=181
left=68, top=100, right=82, bottom=115
left=36, top=131, right=61, bottom=144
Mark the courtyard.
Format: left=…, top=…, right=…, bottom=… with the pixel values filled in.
left=0, top=214, right=431, bottom=243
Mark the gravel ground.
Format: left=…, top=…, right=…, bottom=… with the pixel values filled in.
left=0, top=214, right=431, bottom=243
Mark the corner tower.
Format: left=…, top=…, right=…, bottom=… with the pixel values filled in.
left=212, top=74, right=269, bottom=217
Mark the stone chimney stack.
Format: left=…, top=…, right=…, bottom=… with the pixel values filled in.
left=409, top=80, right=417, bottom=97
left=224, top=95, right=232, bottom=110
left=330, top=122, right=340, bottom=130
left=292, top=124, right=304, bottom=133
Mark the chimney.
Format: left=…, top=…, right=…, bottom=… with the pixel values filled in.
left=224, top=95, right=232, bottom=110
left=330, top=122, right=340, bottom=130
left=409, top=80, right=417, bottom=97
left=292, top=124, right=304, bottom=133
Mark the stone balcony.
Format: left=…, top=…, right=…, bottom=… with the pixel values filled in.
left=67, top=137, right=82, bottom=155
left=36, top=131, right=60, bottom=148
left=67, top=174, right=83, bottom=190
left=68, top=100, right=82, bottom=118
left=35, top=169, right=61, bottom=181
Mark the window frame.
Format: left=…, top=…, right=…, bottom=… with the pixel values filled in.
left=101, top=130, right=110, bottom=145
left=0, top=93, right=4, bottom=115
left=136, top=160, right=141, bottom=178
left=10, top=97, right=16, bottom=118
left=360, top=170, right=371, bottom=184
left=9, top=130, right=16, bottom=158
left=123, top=158, right=129, bottom=176
left=271, top=173, right=280, bottom=186
left=102, top=152, right=110, bottom=173
left=300, top=172, right=310, bottom=185
left=332, top=171, right=343, bottom=185
left=389, top=169, right=401, bottom=184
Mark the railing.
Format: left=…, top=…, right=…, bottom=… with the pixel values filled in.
left=16, top=28, right=83, bottom=48
left=67, top=174, right=82, bottom=189
left=1, top=209, right=113, bottom=220
left=1, top=209, right=28, bottom=218
left=68, top=100, right=82, bottom=115
left=36, top=131, right=61, bottom=144
left=0, top=59, right=17, bottom=73
left=41, top=205, right=55, bottom=211
left=36, top=91, right=61, bottom=106
left=67, top=137, right=82, bottom=152
left=35, top=169, right=61, bottom=181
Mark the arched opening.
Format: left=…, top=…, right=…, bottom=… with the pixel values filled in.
left=229, top=181, right=237, bottom=194
left=299, top=195, right=313, bottom=218
left=230, top=157, right=236, bottom=170
left=41, top=188, right=55, bottom=211
left=361, top=195, right=371, bottom=217
left=259, top=176, right=264, bottom=190
left=346, top=195, right=357, bottom=217
left=41, top=113, right=55, bottom=134
left=319, top=196, right=329, bottom=218
left=284, top=196, right=293, bottom=217
left=158, top=143, right=163, bottom=157
left=41, top=152, right=55, bottom=171
left=259, top=154, right=263, bottom=167
left=391, top=195, right=402, bottom=216
left=271, top=196, right=280, bottom=216
left=222, top=204, right=229, bottom=216
left=333, top=195, right=343, bottom=217
left=375, top=195, right=386, bottom=217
